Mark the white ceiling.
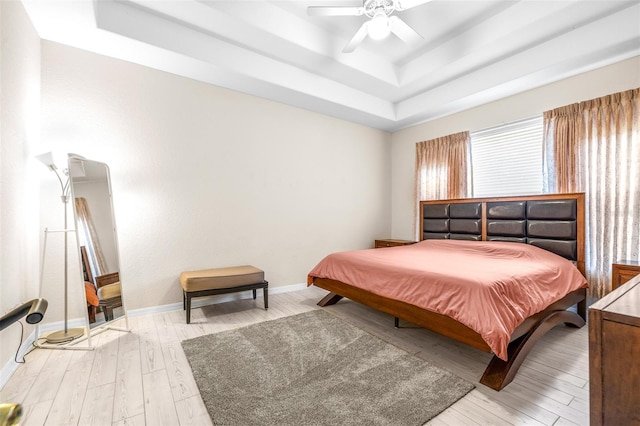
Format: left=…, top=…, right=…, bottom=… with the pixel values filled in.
left=23, top=0, right=640, bottom=131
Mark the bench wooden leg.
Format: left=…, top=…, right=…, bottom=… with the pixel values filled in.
left=263, top=287, right=268, bottom=310
left=186, top=293, right=192, bottom=324
left=252, top=289, right=257, bottom=299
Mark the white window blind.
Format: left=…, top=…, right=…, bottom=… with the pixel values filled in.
left=471, top=116, right=543, bottom=197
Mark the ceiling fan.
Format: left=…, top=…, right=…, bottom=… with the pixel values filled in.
left=308, top=0, right=432, bottom=53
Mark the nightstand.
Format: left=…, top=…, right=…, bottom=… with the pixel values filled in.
left=612, top=260, right=640, bottom=290
left=374, top=239, right=416, bottom=248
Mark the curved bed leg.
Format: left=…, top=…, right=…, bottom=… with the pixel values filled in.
left=317, top=292, right=344, bottom=307
left=576, top=298, right=587, bottom=323
left=480, top=310, right=586, bottom=391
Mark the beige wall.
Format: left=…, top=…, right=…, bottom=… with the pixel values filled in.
left=390, top=56, right=640, bottom=240
left=0, top=0, right=41, bottom=373
left=40, top=42, right=392, bottom=311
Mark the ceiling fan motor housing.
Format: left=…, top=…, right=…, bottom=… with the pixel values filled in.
left=364, top=0, right=396, bottom=18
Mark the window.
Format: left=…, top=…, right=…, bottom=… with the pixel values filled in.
left=470, top=116, right=543, bottom=197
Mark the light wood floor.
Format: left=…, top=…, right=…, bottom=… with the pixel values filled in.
left=1, top=286, right=590, bottom=425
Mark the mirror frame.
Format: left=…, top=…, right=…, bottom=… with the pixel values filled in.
left=68, top=155, right=129, bottom=334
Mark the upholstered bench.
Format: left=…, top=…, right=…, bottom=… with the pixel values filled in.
left=179, top=265, right=268, bottom=324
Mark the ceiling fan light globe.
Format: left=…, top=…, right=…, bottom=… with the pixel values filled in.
left=368, top=13, right=390, bottom=40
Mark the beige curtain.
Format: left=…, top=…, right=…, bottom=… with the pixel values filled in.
left=415, top=131, right=472, bottom=237
left=74, top=197, right=107, bottom=279
left=543, top=88, right=640, bottom=297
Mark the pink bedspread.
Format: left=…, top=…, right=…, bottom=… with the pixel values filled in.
left=308, top=240, right=587, bottom=360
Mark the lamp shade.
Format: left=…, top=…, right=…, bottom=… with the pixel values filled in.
left=35, top=152, right=58, bottom=171
left=36, top=151, right=71, bottom=172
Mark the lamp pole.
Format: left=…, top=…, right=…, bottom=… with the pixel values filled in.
left=63, top=188, right=69, bottom=334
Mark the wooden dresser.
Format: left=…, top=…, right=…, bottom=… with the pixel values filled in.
left=611, top=260, right=640, bottom=290
left=374, top=239, right=416, bottom=248
left=589, top=274, right=640, bottom=426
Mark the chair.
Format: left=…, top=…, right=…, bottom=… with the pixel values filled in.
left=95, top=272, right=122, bottom=321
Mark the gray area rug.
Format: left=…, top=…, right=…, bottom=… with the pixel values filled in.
left=182, top=309, right=474, bottom=426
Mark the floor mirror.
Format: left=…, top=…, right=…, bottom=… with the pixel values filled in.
left=68, top=155, right=129, bottom=337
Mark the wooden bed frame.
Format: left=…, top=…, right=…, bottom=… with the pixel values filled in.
left=310, top=193, right=587, bottom=391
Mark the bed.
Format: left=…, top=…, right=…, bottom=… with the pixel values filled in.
left=307, top=193, right=588, bottom=391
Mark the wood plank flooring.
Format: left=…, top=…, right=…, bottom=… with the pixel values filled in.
left=1, top=286, right=590, bottom=425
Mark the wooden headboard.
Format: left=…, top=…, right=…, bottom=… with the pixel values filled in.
left=420, top=193, right=585, bottom=275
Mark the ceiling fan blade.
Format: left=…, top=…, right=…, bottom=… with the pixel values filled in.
left=395, top=0, right=433, bottom=11
left=307, top=6, right=364, bottom=16
left=389, top=16, right=423, bottom=45
left=342, top=21, right=370, bottom=53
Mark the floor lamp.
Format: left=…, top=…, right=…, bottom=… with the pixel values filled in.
left=36, top=152, right=84, bottom=343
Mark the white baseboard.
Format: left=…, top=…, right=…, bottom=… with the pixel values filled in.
left=0, top=282, right=308, bottom=390
left=127, top=282, right=308, bottom=318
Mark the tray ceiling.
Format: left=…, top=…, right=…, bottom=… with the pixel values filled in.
left=23, top=0, right=640, bottom=131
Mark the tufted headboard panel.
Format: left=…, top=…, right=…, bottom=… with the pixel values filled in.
left=420, top=193, right=585, bottom=272
left=423, top=202, right=483, bottom=241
